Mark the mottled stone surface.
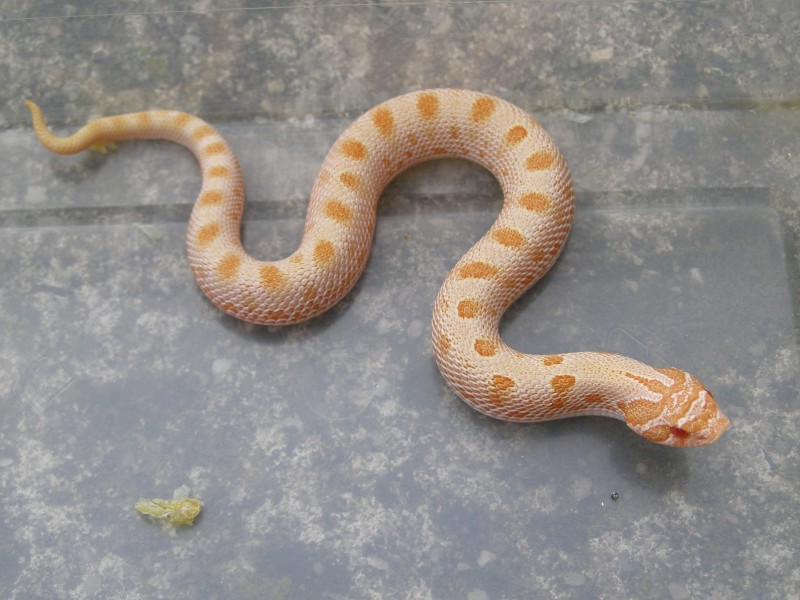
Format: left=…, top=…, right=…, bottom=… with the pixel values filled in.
left=1, top=2, right=798, bottom=599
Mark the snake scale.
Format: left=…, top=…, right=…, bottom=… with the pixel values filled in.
left=26, top=89, right=729, bottom=447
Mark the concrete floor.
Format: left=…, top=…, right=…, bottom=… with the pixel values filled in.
left=1, top=2, right=798, bottom=598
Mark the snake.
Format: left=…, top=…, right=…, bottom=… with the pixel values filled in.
left=26, top=89, right=729, bottom=447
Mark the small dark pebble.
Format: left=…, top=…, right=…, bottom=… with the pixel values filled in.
left=610, top=492, right=620, bottom=501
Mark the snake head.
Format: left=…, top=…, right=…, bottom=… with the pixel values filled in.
left=620, top=367, right=730, bottom=447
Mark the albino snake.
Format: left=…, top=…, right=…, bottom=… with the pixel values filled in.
left=26, top=89, right=729, bottom=447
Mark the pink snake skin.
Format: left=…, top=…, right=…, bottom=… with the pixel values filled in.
left=26, top=89, right=729, bottom=447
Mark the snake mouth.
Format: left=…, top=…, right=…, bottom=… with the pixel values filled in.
left=670, top=410, right=731, bottom=448
left=637, top=403, right=730, bottom=447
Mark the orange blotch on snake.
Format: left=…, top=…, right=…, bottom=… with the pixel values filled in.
left=339, top=172, right=360, bottom=191
left=657, top=366, right=688, bottom=385
left=505, top=125, right=528, bottom=144
left=109, top=116, right=127, bottom=130
left=519, top=192, right=552, bottom=213
left=417, top=93, right=439, bottom=119
left=206, top=165, right=229, bottom=178
left=173, top=113, right=192, bottom=126
left=491, top=227, right=526, bottom=248
left=341, top=139, right=367, bottom=160
left=624, top=372, right=667, bottom=395
left=457, top=262, right=498, bottom=279
left=314, top=240, right=335, bottom=265
left=641, top=425, right=673, bottom=443
left=449, top=125, right=460, bottom=138
left=204, top=142, right=226, bottom=156
left=193, top=125, right=215, bottom=140
left=474, top=338, right=498, bottom=357
left=551, top=374, right=576, bottom=394
left=217, top=254, right=241, bottom=279
left=488, top=374, right=516, bottom=405
left=324, top=199, right=352, bottom=224
left=136, top=112, right=152, bottom=125
left=457, top=299, right=480, bottom=319
left=537, top=246, right=560, bottom=262
left=373, top=108, right=394, bottom=136
left=260, top=264, right=286, bottom=289
left=471, top=97, right=496, bottom=122
left=196, top=223, right=220, bottom=246
left=584, top=393, right=604, bottom=403
left=199, top=190, right=223, bottom=205
left=526, top=150, right=555, bottom=171
left=434, top=334, right=452, bottom=356
left=542, top=354, right=564, bottom=366
left=618, top=399, right=664, bottom=426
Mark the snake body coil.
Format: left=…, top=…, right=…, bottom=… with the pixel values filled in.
left=26, top=90, right=729, bottom=447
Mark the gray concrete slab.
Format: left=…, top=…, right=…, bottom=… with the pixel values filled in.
left=1, top=2, right=798, bottom=598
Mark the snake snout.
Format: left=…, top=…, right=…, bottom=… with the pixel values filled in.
left=664, top=385, right=730, bottom=447
left=634, top=372, right=730, bottom=447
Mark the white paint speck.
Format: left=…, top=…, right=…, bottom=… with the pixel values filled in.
left=25, top=185, right=47, bottom=204
left=689, top=267, right=704, bottom=284
left=589, top=47, right=614, bottom=62
left=562, top=110, right=593, bottom=124
left=467, top=590, right=488, bottom=600
left=406, top=319, right=424, bottom=338
left=376, top=317, right=393, bottom=334
left=366, top=556, right=389, bottom=571
left=668, top=581, right=690, bottom=600
left=212, top=358, right=232, bottom=380
left=625, top=279, right=639, bottom=293
left=172, top=484, right=191, bottom=499
left=477, top=550, right=496, bottom=567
